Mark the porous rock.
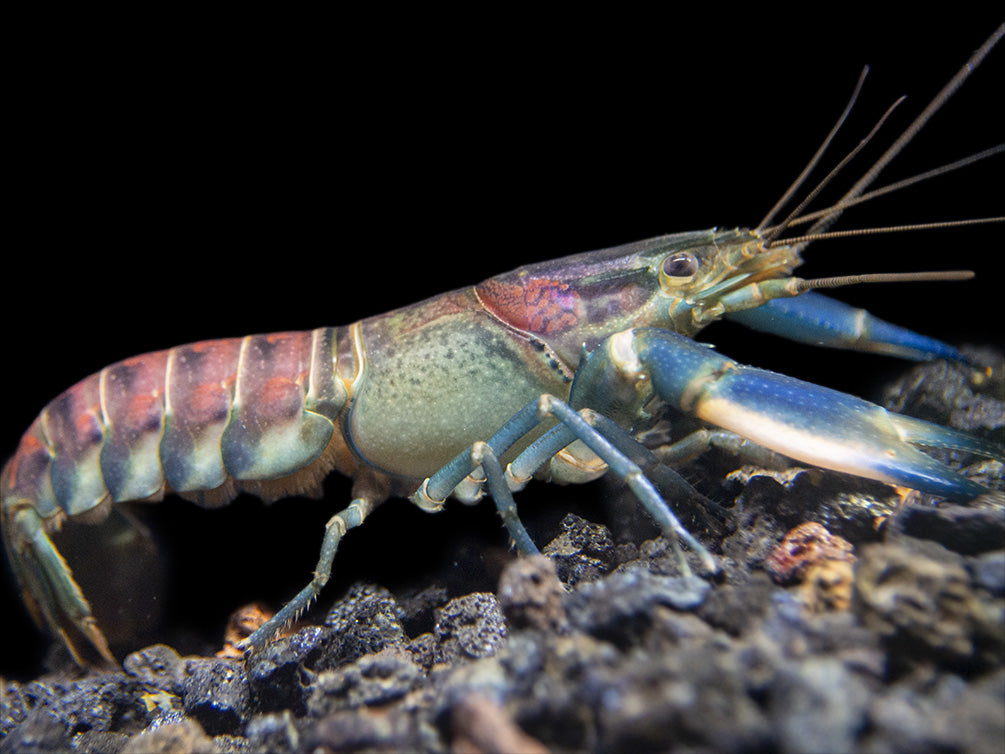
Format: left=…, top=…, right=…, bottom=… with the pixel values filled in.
left=541, top=513, right=616, bottom=585
left=855, top=539, right=1001, bottom=667
left=246, top=625, right=323, bottom=714
left=433, top=592, right=507, bottom=665
left=497, top=554, right=568, bottom=633
left=182, top=658, right=249, bottom=736
left=321, top=582, right=407, bottom=667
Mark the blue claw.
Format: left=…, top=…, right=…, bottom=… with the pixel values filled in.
left=592, top=328, right=1000, bottom=502
left=726, top=291, right=970, bottom=364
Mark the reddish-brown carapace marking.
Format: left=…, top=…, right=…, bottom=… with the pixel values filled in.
left=476, top=276, right=581, bottom=335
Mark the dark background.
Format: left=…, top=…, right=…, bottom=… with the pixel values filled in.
left=3, top=13, right=1001, bottom=677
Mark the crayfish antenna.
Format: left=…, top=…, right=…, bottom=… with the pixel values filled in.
left=757, top=66, right=869, bottom=233
left=805, top=24, right=1004, bottom=237
left=758, top=24, right=1003, bottom=247
left=774, top=145, right=1005, bottom=233
left=771, top=217, right=1005, bottom=249
left=760, top=92, right=905, bottom=247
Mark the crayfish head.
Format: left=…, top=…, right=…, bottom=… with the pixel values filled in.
left=475, top=227, right=802, bottom=367
left=654, top=228, right=804, bottom=333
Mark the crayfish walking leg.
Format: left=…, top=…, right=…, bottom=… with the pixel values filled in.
left=245, top=496, right=376, bottom=649
left=413, top=394, right=718, bottom=576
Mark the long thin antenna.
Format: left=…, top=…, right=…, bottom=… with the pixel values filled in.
left=756, top=67, right=869, bottom=232
left=773, top=145, right=1004, bottom=231
left=805, top=24, right=1005, bottom=237
left=760, top=96, right=905, bottom=247
left=774, top=216, right=1004, bottom=248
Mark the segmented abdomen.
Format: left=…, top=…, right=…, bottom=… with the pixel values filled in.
left=2, top=329, right=346, bottom=522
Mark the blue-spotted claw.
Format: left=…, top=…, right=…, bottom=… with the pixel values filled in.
left=576, top=328, right=1002, bottom=502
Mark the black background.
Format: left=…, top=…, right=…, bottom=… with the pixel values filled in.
left=3, top=12, right=1002, bottom=677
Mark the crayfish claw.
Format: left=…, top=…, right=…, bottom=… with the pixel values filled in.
left=621, top=329, right=1001, bottom=502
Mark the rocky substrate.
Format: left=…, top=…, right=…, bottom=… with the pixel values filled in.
left=2, top=350, right=1002, bottom=754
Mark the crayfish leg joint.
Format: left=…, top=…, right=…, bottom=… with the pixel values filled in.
left=536, top=394, right=556, bottom=418
left=609, top=330, right=642, bottom=376
left=412, top=479, right=446, bottom=513
left=505, top=463, right=531, bottom=491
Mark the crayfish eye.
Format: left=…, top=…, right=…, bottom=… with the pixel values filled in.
left=662, top=252, right=699, bottom=279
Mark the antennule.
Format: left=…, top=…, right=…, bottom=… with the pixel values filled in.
left=795, top=270, right=974, bottom=292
